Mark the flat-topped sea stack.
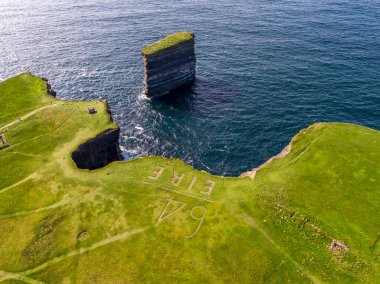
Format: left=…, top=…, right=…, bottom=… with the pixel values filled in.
left=142, top=32, right=196, bottom=98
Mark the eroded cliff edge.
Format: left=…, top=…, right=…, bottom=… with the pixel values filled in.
left=1, top=73, right=380, bottom=283
left=142, top=32, right=196, bottom=98
left=71, top=100, right=122, bottom=170
left=71, top=127, right=121, bottom=170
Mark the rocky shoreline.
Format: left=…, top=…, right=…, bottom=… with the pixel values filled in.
left=41, top=77, right=57, bottom=97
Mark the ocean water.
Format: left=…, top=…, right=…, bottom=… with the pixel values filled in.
left=1, top=0, right=379, bottom=176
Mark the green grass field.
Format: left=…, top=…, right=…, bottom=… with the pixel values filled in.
left=0, top=73, right=379, bottom=283
left=141, top=32, right=194, bottom=56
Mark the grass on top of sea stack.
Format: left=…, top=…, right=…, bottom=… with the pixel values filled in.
left=141, top=32, right=194, bottom=56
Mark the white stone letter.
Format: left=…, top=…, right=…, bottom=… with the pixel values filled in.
left=157, top=199, right=186, bottom=224
left=185, top=206, right=207, bottom=238
left=200, top=180, right=215, bottom=196
left=187, top=177, right=197, bottom=190
left=148, top=166, right=164, bottom=180
left=171, top=171, right=185, bottom=187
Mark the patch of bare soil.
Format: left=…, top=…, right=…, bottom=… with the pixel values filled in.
left=240, top=144, right=291, bottom=180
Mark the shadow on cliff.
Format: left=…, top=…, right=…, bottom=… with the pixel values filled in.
left=72, top=128, right=122, bottom=170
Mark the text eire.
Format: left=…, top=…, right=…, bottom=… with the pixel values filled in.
left=148, top=166, right=216, bottom=197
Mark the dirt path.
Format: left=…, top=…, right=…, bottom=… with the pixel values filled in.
left=0, top=199, right=67, bottom=219
left=0, top=270, right=44, bottom=284
left=0, top=172, right=39, bottom=194
left=0, top=226, right=149, bottom=282
left=0, top=104, right=58, bottom=132
left=242, top=214, right=322, bottom=284
left=24, top=226, right=149, bottom=276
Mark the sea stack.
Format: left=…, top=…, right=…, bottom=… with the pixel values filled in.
left=141, top=32, right=196, bottom=98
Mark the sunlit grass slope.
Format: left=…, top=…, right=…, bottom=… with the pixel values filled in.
left=0, top=73, right=379, bottom=283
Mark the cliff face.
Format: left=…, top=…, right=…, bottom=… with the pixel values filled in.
left=143, top=38, right=196, bottom=98
left=72, top=128, right=121, bottom=170
left=41, top=77, right=57, bottom=97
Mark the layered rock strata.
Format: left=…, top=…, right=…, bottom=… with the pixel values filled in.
left=71, top=128, right=121, bottom=170
left=41, top=77, right=57, bottom=97
left=142, top=33, right=196, bottom=98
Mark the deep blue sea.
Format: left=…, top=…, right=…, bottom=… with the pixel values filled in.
left=1, top=0, right=379, bottom=176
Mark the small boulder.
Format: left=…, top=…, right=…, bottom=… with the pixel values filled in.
left=330, top=239, right=349, bottom=252
left=87, top=107, right=97, bottom=114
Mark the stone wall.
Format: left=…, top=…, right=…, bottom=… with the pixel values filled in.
left=143, top=39, right=196, bottom=98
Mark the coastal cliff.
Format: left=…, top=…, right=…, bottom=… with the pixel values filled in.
left=1, top=73, right=380, bottom=283
left=41, top=77, right=57, bottom=97
left=142, top=32, right=196, bottom=98
left=71, top=127, right=121, bottom=170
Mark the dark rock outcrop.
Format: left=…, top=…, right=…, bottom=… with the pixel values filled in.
left=0, top=135, right=10, bottom=150
left=71, top=128, right=122, bottom=170
left=44, top=79, right=56, bottom=97
left=142, top=37, right=196, bottom=98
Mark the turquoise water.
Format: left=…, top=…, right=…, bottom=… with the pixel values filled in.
left=1, top=0, right=379, bottom=175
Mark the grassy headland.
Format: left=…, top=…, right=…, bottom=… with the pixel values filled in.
left=0, top=73, right=379, bottom=283
left=141, top=32, right=194, bottom=56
